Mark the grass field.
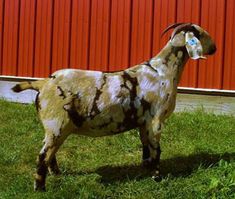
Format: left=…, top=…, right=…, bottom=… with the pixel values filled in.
left=0, top=99, right=235, bottom=199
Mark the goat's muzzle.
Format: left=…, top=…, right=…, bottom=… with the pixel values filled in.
left=208, top=45, right=217, bottom=55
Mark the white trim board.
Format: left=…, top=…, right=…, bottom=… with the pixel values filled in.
left=0, top=80, right=235, bottom=116
left=1, top=75, right=235, bottom=96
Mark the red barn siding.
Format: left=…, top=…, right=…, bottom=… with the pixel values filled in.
left=51, top=0, right=72, bottom=71
left=89, top=0, right=111, bottom=71
left=223, top=0, right=235, bottom=90
left=130, top=0, right=154, bottom=66
left=198, top=0, right=226, bottom=89
left=0, top=0, right=234, bottom=90
left=2, top=0, right=20, bottom=76
left=70, top=0, right=91, bottom=70
left=109, top=0, right=131, bottom=70
left=0, top=0, right=4, bottom=74
left=34, top=0, right=53, bottom=77
left=18, top=0, right=36, bottom=77
left=177, top=0, right=200, bottom=88
left=152, top=0, right=177, bottom=55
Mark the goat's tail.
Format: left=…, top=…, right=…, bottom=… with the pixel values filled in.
left=12, top=79, right=47, bottom=93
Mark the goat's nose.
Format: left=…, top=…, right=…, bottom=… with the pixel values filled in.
left=208, top=45, right=216, bottom=55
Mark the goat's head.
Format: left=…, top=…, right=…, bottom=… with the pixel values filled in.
left=162, top=23, right=216, bottom=59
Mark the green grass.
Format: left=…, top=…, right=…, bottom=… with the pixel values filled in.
left=0, top=99, right=235, bottom=199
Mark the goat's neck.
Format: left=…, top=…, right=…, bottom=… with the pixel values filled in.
left=149, top=41, right=189, bottom=84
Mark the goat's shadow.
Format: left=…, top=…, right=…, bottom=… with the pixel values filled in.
left=63, top=152, right=234, bottom=184
left=74, top=152, right=234, bottom=184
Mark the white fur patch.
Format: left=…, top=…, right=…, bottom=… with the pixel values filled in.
left=138, top=76, right=160, bottom=98
left=43, top=119, right=61, bottom=136
left=150, top=58, right=164, bottom=66
left=40, top=99, right=48, bottom=109
left=85, top=71, right=103, bottom=89
left=52, top=69, right=77, bottom=79
left=97, top=101, right=106, bottom=112
left=150, top=62, right=168, bottom=76
left=107, top=76, right=122, bottom=104
left=141, top=65, right=158, bottom=76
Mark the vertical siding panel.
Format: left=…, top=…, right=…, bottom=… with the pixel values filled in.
left=18, top=0, right=26, bottom=76
left=0, top=0, right=4, bottom=74
left=137, top=0, right=145, bottom=61
left=34, top=0, right=53, bottom=77
left=69, top=0, right=78, bottom=68
left=89, top=0, right=111, bottom=71
left=143, top=0, right=154, bottom=59
left=70, top=0, right=91, bottom=69
left=18, top=0, right=36, bottom=77
left=122, top=0, right=132, bottom=69
left=89, top=0, right=98, bottom=69
left=130, top=0, right=154, bottom=65
left=2, top=0, right=20, bottom=75
left=109, top=0, right=131, bottom=70
left=177, top=0, right=200, bottom=87
left=223, top=0, right=235, bottom=90
left=152, top=0, right=177, bottom=56
left=114, top=0, right=125, bottom=69
left=0, top=0, right=233, bottom=91
left=51, top=0, right=71, bottom=73
left=129, top=0, right=138, bottom=65
left=198, top=0, right=225, bottom=89
left=109, top=0, right=118, bottom=70
left=101, top=0, right=111, bottom=70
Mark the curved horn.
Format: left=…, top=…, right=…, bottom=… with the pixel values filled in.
left=161, top=23, right=194, bottom=39
left=171, top=23, right=194, bottom=38
left=161, top=23, right=185, bottom=37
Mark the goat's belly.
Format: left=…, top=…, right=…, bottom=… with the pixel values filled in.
left=74, top=126, right=134, bottom=137
left=73, top=118, right=137, bottom=137
left=69, top=108, right=140, bottom=137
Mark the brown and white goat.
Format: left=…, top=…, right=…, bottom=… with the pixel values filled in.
left=12, top=23, right=216, bottom=191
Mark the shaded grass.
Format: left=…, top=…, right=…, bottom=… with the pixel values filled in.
left=0, top=99, right=235, bottom=198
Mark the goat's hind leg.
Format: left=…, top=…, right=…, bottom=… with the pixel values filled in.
left=34, top=133, right=67, bottom=191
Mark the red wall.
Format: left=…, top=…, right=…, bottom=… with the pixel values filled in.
left=0, top=0, right=234, bottom=90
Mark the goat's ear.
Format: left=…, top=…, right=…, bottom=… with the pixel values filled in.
left=185, top=32, right=206, bottom=59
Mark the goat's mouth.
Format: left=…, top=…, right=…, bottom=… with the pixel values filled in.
left=207, top=45, right=217, bottom=55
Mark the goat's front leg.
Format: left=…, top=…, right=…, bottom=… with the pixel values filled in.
left=48, top=156, right=61, bottom=175
left=139, top=126, right=152, bottom=167
left=142, top=117, right=162, bottom=181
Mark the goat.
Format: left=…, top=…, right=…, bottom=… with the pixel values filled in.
left=12, top=23, right=216, bottom=191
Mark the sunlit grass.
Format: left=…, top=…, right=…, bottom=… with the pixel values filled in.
left=0, top=99, right=235, bottom=198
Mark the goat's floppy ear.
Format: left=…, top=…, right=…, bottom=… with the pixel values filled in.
left=185, top=32, right=206, bottom=59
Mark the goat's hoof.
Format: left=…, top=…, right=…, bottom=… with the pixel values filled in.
left=151, top=171, right=162, bottom=182
left=142, top=158, right=153, bottom=168
left=34, top=185, right=46, bottom=192
left=49, top=168, right=61, bottom=176
left=152, top=175, right=162, bottom=182
left=34, top=181, right=46, bottom=192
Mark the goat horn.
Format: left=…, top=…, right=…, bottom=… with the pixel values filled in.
left=171, top=23, right=194, bottom=38
left=161, top=23, right=185, bottom=37
left=161, top=23, right=194, bottom=39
